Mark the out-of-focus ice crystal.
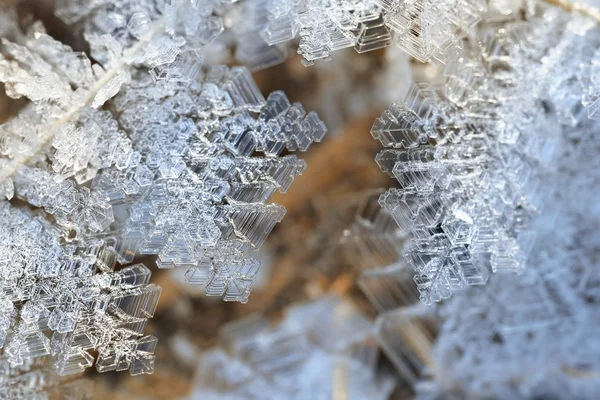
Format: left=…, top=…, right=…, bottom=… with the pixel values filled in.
left=0, top=356, right=92, bottom=399
left=189, top=296, right=396, bottom=400
left=581, top=47, right=600, bottom=120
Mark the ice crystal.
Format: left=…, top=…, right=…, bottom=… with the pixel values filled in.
left=0, top=356, right=91, bottom=399
left=231, top=0, right=487, bottom=68
left=189, top=296, right=396, bottom=400
left=343, top=4, right=600, bottom=398
left=340, top=190, right=418, bottom=312
left=430, top=112, right=600, bottom=400
left=581, top=47, right=600, bottom=120
left=0, top=204, right=161, bottom=376
left=0, top=0, right=326, bottom=379
left=93, top=67, right=325, bottom=302
left=372, top=8, right=598, bottom=304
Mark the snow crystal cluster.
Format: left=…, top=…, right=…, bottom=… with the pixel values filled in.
left=373, top=7, right=597, bottom=304
left=189, top=296, right=396, bottom=400
left=431, top=129, right=600, bottom=399
left=353, top=118, right=600, bottom=397
left=0, top=354, right=91, bottom=399
left=0, top=0, right=325, bottom=378
left=1, top=0, right=599, bottom=396
left=55, top=0, right=228, bottom=83
left=0, top=203, right=162, bottom=376
left=581, top=46, right=600, bottom=120
left=231, top=0, right=488, bottom=68
left=342, top=4, right=600, bottom=398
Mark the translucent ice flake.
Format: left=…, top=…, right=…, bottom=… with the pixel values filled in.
left=0, top=3, right=326, bottom=383
left=0, top=203, right=159, bottom=377
left=372, top=10, right=597, bottom=303
left=376, top=306, right=439, bottom=385
left=230, top=0, right=487, bottom=67
left=90, top=66, right=325, bottom=303
left=190, top=296, right=396, bottom=400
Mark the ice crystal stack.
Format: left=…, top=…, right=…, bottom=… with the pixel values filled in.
left=189, top=296, right=395, bottom=400
left=0, top=0, right=325, bottom=379
left=0, top=353, right=92, bottom=399
left=0, top=204, right=161, bottom=376
left=95, top=68, right=325, bottom=302
left=232, top=0, right=487, bottom=68
left=581, top=47, right=600, bottom=120
left=430, top=104, right=600, bottom=400
left=371, top=6, right=600, bottom=305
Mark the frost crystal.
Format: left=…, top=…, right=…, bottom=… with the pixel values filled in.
left=0, top=204, right=161, bottom=376
left=189, top=296, right=396, bottom=400
left=232, top=0, right=487, bottom=68
left=0, top=0, right=326, bottom=379
left=430, top=110, right=600, bottom=400
left=344, top=5, right=600, bottom=398
left=372, top=8, right=597, bottom=304
left=581, top=47, right=600, bottom=120
left=94, top=67, right=325, bottom=302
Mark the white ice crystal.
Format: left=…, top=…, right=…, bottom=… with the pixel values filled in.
left=429, top=113, right=600, bottom=400
left=344, top=4, right=600, bottom=398
left=189, top=296, right=396, bottom=400
left=231, top=0, right=487, bottom=67
left=372, top=7, right=598, bottom=304
left=0, top=0, right=326, bottom=379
